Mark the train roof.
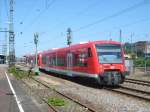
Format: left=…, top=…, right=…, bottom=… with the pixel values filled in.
left=24, top=40, right=121, bottom=56
left=41, top=40, right=121, bottom=54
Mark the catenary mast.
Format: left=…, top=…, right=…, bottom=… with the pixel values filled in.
left=9, top=0, right=15, bottom=66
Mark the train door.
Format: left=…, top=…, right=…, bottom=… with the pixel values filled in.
left=45, top=56, right=49, bottom=71
left=67, top=53, right=73, bottom=76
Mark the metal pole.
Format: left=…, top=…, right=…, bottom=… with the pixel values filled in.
left=144, top=42, right=147, bottom=73
left=4, top=28, right=7, bottom=64
left=67, top=28, right=72, bottom=71
left=9, top=0, right=15, bottom=66
left=109, top=32, right=112, bottom=41
left=131, top=33, right=134, bottom=56
left=35, top=41, right=37, bottom=67
left=119, top=29, right=122, bottom=43
left=33, top=33, right=39, bottom=75
left=34, top=33, right=38, bottom=67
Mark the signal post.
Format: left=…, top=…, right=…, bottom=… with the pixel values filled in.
left=33, top=32, right=40, bottom=75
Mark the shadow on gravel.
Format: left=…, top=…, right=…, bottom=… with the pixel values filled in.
left=40, top=69, right=102, bottom=89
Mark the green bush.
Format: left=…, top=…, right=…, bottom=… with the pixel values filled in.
left=8, top=66, right=34, bottom=79
left=146, top=57, right=150, bottom=67
left=134, top=57, right=150, bottom=67
left=47, top=97, right=66, bottom=106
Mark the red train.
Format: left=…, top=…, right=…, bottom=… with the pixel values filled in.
left=25, top=40, right=126, bottom=86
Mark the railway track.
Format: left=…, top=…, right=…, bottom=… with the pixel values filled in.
left=105, top=85, right=150, bottom=102
left=20, top=79, right=59, bottom=112
left=15, top=65, right=102, bottom=112
left=30, top=77, right=97, bottom=112
left=125, top=78, right=150, bottom=87
left=17, top=64, right=150, bottom=104
left=20, top=77, right=97, bottom=112
left=105, top=78, right=150, bottom=102
left=32, top=75, right=150, bottom=106
left=136, top=67, right=150, bottom=72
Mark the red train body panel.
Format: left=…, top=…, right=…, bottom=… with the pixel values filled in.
left=26, top=40, right=126, bottom=86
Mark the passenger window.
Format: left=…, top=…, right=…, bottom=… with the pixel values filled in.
left=76, top=53, right=88, bottom=67
left=88, top=48, right=92, bottom=57
left=42, top=56, right=46, bottom=64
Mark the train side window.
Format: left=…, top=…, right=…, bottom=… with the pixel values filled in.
left=76, top=53, right=88, bottom=67
left=52, top=57, right=56, bottom=66
left=48, top=57, right=53, bottom=66
left=57, top=57, right=65, bottom=66
left=88, top=48, right=92, bottom=57
left=46, top=56, right=49, bottom=65
left=42, top=56, right=46, bottom=64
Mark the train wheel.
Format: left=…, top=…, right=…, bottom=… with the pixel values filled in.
left=120, top=74, right=125, bottom=84
left=97, top=76, right=103, bottom=88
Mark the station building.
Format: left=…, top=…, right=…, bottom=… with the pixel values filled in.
left=0, top=54, right=6, bottom=64
left=134, top=41, right=150, bottom=56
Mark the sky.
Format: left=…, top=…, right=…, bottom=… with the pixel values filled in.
left=0, top=0, right=150, bottom=56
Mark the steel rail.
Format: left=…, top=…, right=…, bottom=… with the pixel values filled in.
left=125, top=78, right=150, bottom=86
left=14, top=65, right=97, bottom=112
left=21, top=79, right=58, bottom=112
left=31, top=77, right=97, bottom=112
left=104, top=86, right=150, bottom=102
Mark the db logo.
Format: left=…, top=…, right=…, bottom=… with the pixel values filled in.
left=110, top=66, right=115, bottom=69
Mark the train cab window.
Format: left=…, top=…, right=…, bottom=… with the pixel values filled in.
left=96, top=44, right=122, bottom=64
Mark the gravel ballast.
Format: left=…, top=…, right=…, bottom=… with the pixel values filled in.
left=34, top=72, right=150, bottom=112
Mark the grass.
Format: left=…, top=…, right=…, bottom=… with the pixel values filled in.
left=47, top=97, right=66, bottom=106
left=143, top=73, right=150, bottom=77
left=8, top=66, right=35, bottom=79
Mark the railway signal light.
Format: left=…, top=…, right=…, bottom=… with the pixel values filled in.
left=33, top=32, right=39, bottom=75
left=34, top=33, right=39, bottom=45
left=67, top=28, right=72, bottom=45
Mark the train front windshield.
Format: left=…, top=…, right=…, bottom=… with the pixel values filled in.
left=95, top=44, right=122, bottom=64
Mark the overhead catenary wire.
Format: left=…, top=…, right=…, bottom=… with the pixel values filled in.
left=39, top=0, right=101, bottom=36
left=31, top=0, right=103, bottom=46
left=22, top=0, right=56, bottom=33
left=20, top=0, right=150, bottom=55
left=40, top=1, right=150, bottom=49
left=94, top=16, right=150, bottom=35
left=20, top=0, right=40, bottom=25
left=4, top=0, right=9, bottom=23
left=74, top=0, right=150, bottom=32
left=67, top=15, right=150, bottom=43
left=76, top=0, right=100, bottom=16
left=0, top=0, right=3, bottom=26
left=115, top=16, right=150, bottom=29
left=46, top=0, right=150, bottom=45
left=45, top=0, right=55, bottom=9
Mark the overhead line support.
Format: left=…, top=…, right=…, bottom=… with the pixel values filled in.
left=8, top=0, right=15, bottom=66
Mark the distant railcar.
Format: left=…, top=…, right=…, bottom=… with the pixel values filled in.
left=26, top=40, right=126, bottom=86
